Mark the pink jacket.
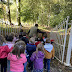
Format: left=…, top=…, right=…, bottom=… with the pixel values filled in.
left=0, top=45, right=10, bottom=59
left=7, top=53, right=27, bottom=72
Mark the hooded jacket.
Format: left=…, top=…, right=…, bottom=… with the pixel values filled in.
left=7, top=53, right=27, bottom=72
left=44, top=43, right=55, bottom=59
left=30, top=51, right=44, bottom=69
left=0, top=45, right=10, bottom=59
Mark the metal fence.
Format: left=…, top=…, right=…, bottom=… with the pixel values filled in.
left=0, top=19, right=20, bottom=36
left=50, top=16, right=72, bottom=66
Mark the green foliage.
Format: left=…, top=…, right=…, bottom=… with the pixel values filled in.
left=10, top=2, right=16, bottom=22
left=51, top=3, right=61, bottom=15
left=1, top=0, right=72, bottom=27
left=0, top=8, right=3, bottom=18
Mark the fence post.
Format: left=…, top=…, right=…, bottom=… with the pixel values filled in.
left=11, top=24, right=12, bottom=32
left=9, top=24, right=10, bottom=34
left=0, top=19, right=1, bottom=35
left=65, top=20, right=72, bottom=66
left=5, top=22, right=6, bottom=36
left=2, top=19, right=3, bottom=35
left=62, top=16, right=69, bottom=63
left=7, top=21, right=8, bottom=35
left=15, top=25, right=16, bottom=34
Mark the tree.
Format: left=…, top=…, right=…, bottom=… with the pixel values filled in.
left=7, top=0, right=11, bottom=24
left=16, top=0, right=21, bottom=26
left=8, top=0, right=72, bottom=27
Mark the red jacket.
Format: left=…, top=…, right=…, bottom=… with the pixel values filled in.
left=0, top=45, right=11, bottom=59
left=35, top=41, right=41, bottom=47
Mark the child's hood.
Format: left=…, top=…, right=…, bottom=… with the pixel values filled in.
left=44, top=43, right=53, bottom=52
left=36, top=51, right=44, bottom=58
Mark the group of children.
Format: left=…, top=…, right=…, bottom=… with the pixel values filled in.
left=0, top=31, right=55, bottom=72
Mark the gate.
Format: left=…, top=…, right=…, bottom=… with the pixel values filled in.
left=50, top=16, right=72, bottom=66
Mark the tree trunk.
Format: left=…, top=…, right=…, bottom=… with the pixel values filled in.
left=7, top=0, right=11, bottom=24
left=16, top=0, right=18, bottom=25
left=48, top=4, right=51, bottom=27
left=16, top=0, right=21, bottom=26
left=1, top=2, right=5, bottom=21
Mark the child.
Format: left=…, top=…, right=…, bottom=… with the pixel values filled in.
left=37, top=33, right=45, bottom=45
left=5, top=34, right=8, bottom=41
left=51, top=39, right=54, bottom=44
left=19, top=29, right=23, bottom=39
left=6, top=34, right=14, bottom=49
left=20, top=32, right=29, bottom=45
left=30, top=43, right=44, bottom=72
left=44, top=38, right=55, bottom=72
left=43, top=33, right=47, bottom=42
left=7, top=41, right=27, bottom=72
left=15, top=33, right=19, bottom=40
left=0, top=35, right=10, bottom=72
left=6, top=35, right=14, bottom=72
left=26, top=37, right=36, bottom=70
left=10, top=32, right=17, bottom=43
left=35, top=33, right=45, bottom=46
left=35, top=39, right=41, bottom=47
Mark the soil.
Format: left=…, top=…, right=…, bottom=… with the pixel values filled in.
left=26, top=58, right=72, bottom=72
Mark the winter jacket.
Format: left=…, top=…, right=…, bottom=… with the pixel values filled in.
left=44, top=43, right=55, bottom=59
left=7, top=53, right=27, bottom=72
left=30, top=51, right=44, bottom=69
left=0, top=45, right=10, bottom=59
left=26, top=43, right=36, bottom=57
left=35, top=41, right=41, bottom=47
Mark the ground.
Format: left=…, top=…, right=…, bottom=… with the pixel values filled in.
left=0, top=58, right=72, bottom=72
left=26, top=58, right=72, bottom=72
left=50, top=59, right=72, bottom=72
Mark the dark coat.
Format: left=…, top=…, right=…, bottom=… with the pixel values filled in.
left=20, top=37, right=29, bottom=45
left=26, top=43, right=36, bottom=57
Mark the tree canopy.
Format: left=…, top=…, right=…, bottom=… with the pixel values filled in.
left=0, top=0, right=72, bottom=27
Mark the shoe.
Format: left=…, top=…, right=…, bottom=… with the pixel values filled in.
left=28, top=67, right=31, bottom=69
left=44, top=68, right=47, bottom=70
left=47, top=70, right=50, bottom=72
left=31, top=70, right=33, bottom=72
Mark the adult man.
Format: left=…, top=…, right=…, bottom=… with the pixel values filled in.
left=28, top=24, right=45, bottom=38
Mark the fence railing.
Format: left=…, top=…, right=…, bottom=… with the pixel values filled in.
left=0, top=20, right=20, bottom=36
left=50, top=16, right=72, bottom=66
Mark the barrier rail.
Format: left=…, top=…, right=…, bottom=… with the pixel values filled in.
left=50, top=16, right=72, bottom=66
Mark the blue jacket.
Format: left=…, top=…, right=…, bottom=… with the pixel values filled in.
left=26, top=43, right=36, bottom=57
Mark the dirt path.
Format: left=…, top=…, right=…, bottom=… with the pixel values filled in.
left=26, top=58, right=72, bottom=72
left=50, top=59, right=72, bottom=72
